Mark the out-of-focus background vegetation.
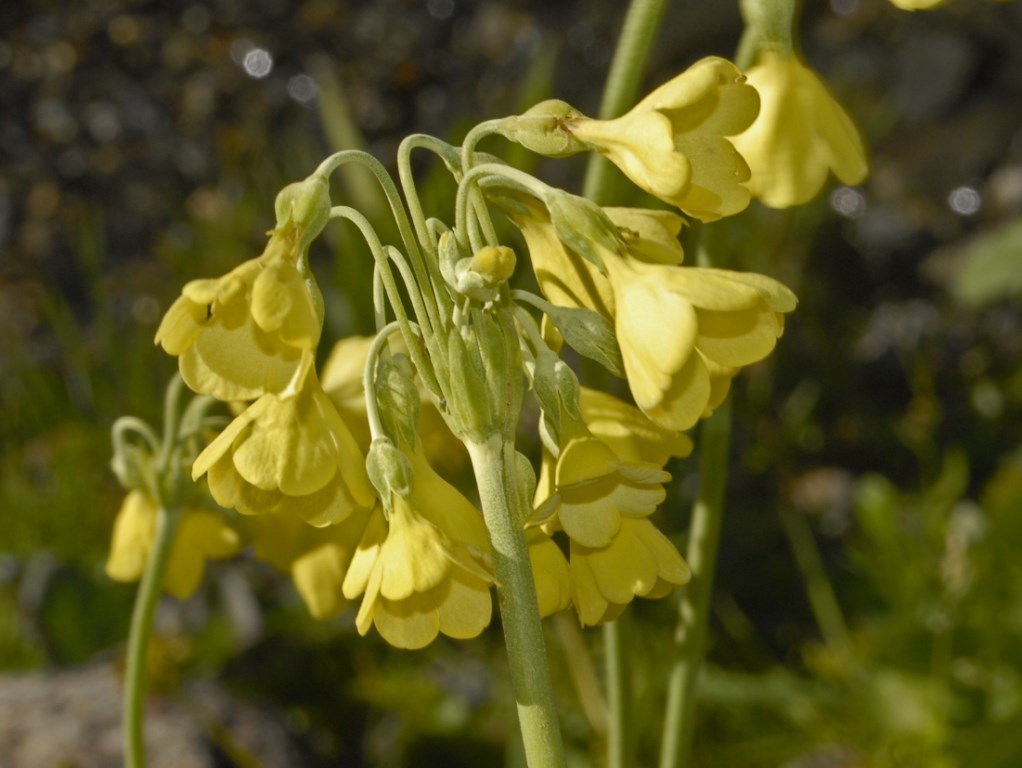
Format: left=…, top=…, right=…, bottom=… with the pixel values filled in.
left=2, top=0, right=1022, bottom=765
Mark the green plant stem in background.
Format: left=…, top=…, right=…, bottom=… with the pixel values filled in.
left=123, top=505, right=180, bottom=768
left=659, top=399, right=732, bottom=768
left=604, top=614, right=633, bottom=768
left=582, top=0, right=671, bottom=205
left=466, top=435, right=566, bottom=768
left=581, top=1, right=670, bottom=764
left=779, top=507, right=853, bottom=656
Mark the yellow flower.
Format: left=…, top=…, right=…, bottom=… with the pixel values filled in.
left=246, top=507, right=372, bottom=620
left=731, top=51, right=868, bottom=208
left=155, top=226, right=322, bottom=402
left=532, top=420, right=689, bottom=626
left=342, top=449, right=494, bottom=649
left=569, top=517, right=691, bottom=626
left=106, top=490, right=241, bottom=600
left=567, top=57, right=760, bottom=221
left=604, top=255, right=796, bottom=430
left=193, top=374, right=375, bottom=527
left=517, top=203, right=796, bottom=431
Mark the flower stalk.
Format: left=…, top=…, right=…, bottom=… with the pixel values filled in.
left=466, top=435, right=566, bottom=768
left=123, top=504, right=180, bottom=768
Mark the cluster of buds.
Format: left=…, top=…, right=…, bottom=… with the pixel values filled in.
left=108, top=42, right=873, bottom=648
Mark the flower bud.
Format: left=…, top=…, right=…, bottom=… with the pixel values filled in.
left=274, top=174, right=331, bottom=250
left=374, top=353, right=421, bottom=449
left=498, top=99, right=590, bottom=157
left=445, top=308, right=524, bottom=441
left=366, top=437, right=415, bottom=501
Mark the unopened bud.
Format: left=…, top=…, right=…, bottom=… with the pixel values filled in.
left=274, top=174, right=331, bottom=249
left=498, top=100, right=590, bottom=158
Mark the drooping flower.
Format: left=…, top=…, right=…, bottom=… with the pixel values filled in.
left=604, top=255, right=796, bottom=431
left=342, top=448, right=494, bottom=649
left=565, top=57, right=760, bottom=221
left=193, top=373, right=375, bottom=527
left=155, top=225, right=323, bottom=402
left=245, top=506, right=372, bottom=620
left=569, top=516, right=691, bottom=626
left=730, top=51, right=868, bottom=209
left=106, top=490, right=241, bottom=600
left=516, top=198, right=796, bottom=431
left=532, top=419, right=689, bottom=626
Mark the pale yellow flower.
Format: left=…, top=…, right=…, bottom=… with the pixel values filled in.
left=194, top=374, right=375, bottom=527
left=532, top=420, right=689, bottom=626
left=155, top=226, right=322, bottom=402
left=106, top=490, right=241, bottom=600
left=246, top=507, right=372, bottom=620
left=567, top=57, right=760, bottom=221
left=604, top=255, right=796, bottom=430
left=342, top=449, right=493, bottom=649
left=569, top=517, right=690, bottom=626
left=518, top=203, right=796, bottom=430
left=731, top=51, right=868, bottom=208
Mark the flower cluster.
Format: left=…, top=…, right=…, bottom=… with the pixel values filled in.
left=109, top=46, right=842, bottom=646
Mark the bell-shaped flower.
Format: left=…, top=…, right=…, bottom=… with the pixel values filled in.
left=731, top=51, right=868, bottom=208
left=604, top=255, right=796, bottom=431
left=342, top=449, right=494, bottom=649
left=155, top=226, right=322, bottom=402
left=193, top=373, right=375, bottom=527
left=569, top=517, right=691, bottom=626
left=532, top=417, right=689, bottom=625
left=105, top=490, right=241, bottom=600
left=245, top=507, right=372, bottom=620
left=566, top=57, right=760, bottom=221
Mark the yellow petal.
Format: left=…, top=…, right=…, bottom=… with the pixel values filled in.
left=437, top=569, right=493, bottom=639
left=377, top=502, right=450, bottom=601
left=374, top=595, right=442, bottom=650
left=105, top=491, right=155, bottom=583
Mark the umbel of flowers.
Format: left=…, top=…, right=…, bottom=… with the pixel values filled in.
left=109, top=49, right=816, bottom=767
left=117, top=51, right=801, bottom=646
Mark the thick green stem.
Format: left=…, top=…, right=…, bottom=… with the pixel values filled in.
left=658, top=399, right=732, bottom=768
left=582, top=0, right=671, bottom=204
left=465, top=435, right=565, bottom=768
left=123, top=505, right=181, bottom=768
